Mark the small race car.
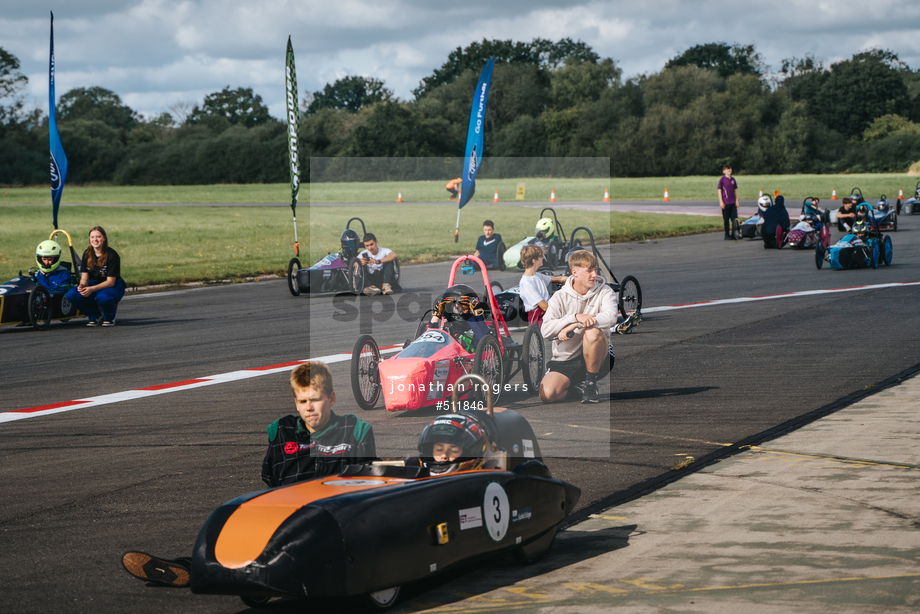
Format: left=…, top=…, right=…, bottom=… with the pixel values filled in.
left=816, top=204, right=893, bottom=270
left=871, top=194, right=897, bottom=231
left=782, top=198, right=831, bottom=250
left=350, top=255, right=545, bottom=411
left=0, top=229, right=85, bottom=331
left=287, top=217, right=400, bottom=296
left=495, top=226, right=642, bottom=327
left=502, top=208, right=574, bottom=270
left=190, top=379, right=581, bottom=611
left=900, top=182, right=920, bottom=215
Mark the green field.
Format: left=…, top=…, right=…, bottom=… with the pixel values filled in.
left=1, top=173, right=916, bottom=205
left=0, top=204, right=720, bottom=286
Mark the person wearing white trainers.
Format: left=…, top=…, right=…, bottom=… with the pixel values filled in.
left=358, top=233, right=400, bottom=295
left=539, top=250, right=618, bottom=404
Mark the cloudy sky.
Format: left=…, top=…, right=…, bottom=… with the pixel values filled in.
left=3, top=0, right=920, bottom=121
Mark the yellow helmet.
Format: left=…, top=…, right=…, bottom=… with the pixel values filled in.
left=35, top=240, right=62, bottom=274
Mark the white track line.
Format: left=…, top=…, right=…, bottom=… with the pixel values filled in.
left=4, top=280, right=918, bottom=424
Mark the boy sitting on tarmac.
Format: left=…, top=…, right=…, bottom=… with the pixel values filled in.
left=121, top=361, right=376, bottom=588
left=359, top=233, right=400, bottom=296
left=518, top=244, right=568, bottom=326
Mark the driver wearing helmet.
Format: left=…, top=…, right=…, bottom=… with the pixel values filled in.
left=339, top=229, right=361, bottom=262
left=417, top=413, right=488, bottom=475
left=428, top=284, right=491, bottom=352
left=34, top=240, right=72, bottom=292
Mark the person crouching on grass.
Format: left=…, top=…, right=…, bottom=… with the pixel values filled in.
left=120, top=361, right=376, bottom=588
left=539, top=250, right=620, bottom=404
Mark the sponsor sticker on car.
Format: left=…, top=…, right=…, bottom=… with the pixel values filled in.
left=459, top=506, right=483, bottom=530
left=512, top=507, right=532, bottom=524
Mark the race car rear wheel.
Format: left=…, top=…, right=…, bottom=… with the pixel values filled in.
left=351, top=334, right=381, bottom=410
left=490, top=280, right=503, bottom=294
left=893, top=213, right=898, bottom=232
left=287, top=258, right=301, bottom=296
left=522, top=324, right=545, bottom=395
left=618, top=275, right=642, bottom=319
left=58, top=292, right=77, bottom=319
left=883, top=235, right=893, bottom=266
left=473, top=335, right=503, bottom=407
left=815, top=245, right=824, bottom=270
left=392, top=258, right=401, bottom=285
left=348, top=256, right=366, bottom=295
left=28, top=286, right=52, bottom=331
left=362, top=586, right=400, bottom=611
left=776, top=226, right=784, bottom=249
left=731, top=218, right=740, bottom=240
left=239, top=595, right=271, bottom=608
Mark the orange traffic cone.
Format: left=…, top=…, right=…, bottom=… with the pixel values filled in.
left=397, top=192, right=403, bottom=203
left=899, top=187, right=904, bottom=198
left=493, top=190, right=499, bottom=202
left=831, top=188, right=837, bottom=200
left=774, top=190, right=780, bottom=198
left=603, top=189, right=610, bottom=202
left=758, top=189, right=763, bottom=198
left=550, top=190, right=556, bottom=202
left=663, top=188, right=670, bottom=202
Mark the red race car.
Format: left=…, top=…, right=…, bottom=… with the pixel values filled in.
left=350, top=255, right=545, bottom=411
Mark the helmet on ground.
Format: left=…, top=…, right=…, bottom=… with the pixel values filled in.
left=35, top=240, right=62, bottom=274
left=418, top=414, right=488, bottom=475
left=757, top=195, right=772, bottom=210
left=435, top=284, right=483, bottom=320
left=535, top=217, right=555, bottom=240
left=340, top=229, right=360, bottom=260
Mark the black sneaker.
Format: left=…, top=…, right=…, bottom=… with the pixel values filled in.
left=566, top=381, right=585, bottom=400
left=86, top=320, right=100, bottom=327
left=581, top=380, right=599, bottom=404
left=617, top=312, right=641, bottom=335
left=102, top=320, right=115, bottom=327
left=121, top=551, right=190, bottom=588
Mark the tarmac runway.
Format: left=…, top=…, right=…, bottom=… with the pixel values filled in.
left=2, top=213, right=919, bottom=612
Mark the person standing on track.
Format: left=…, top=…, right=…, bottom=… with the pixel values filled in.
left=717, top=165, right=739, bottom=240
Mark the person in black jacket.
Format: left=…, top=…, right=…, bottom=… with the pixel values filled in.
left=121, top=361, right=376, bottom=588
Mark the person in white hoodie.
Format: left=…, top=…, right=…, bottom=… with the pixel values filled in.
left=539, top=250, right=621, bottom=404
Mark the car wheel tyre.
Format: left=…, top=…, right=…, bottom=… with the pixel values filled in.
left=348, top=257, right=365, bottom=295
left=618, top=275, right=642, bottom=319
left=28, top=286, right=52, bottom=331
left=731, top=218, right=741, bottom=240
left=490, top=280, right=503, bottom=294
left=362, top=586, right=400, bottom=611
left=893, top=213, right=898, bottom=232
left=351, top=335, right=381, bottom=410
left=472, top=335, right=503, bottom=406
left=239, top=595, right=271, bottom=608
left=59, top=293, right=77, bottom=318
left=392, top=258, right=401, bottom=285
left=287, top=258, right=302, bottom=296
left=522, top=324, right=545, bottom=395
left=497, top=242, right=506, bottom=271
left=871, top=241, right=879, bottom=269
left=776, top=226, right=784, bottom=249
left=883, top=235, right=893, bottom=266
left=513, top=526, right=557, bottom=565
left=815, top=245, right=824, bottom=270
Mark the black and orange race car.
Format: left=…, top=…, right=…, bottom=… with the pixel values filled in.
left=189, top=377, right=581, bottom=610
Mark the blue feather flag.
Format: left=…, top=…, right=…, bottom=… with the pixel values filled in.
left=49, top=12, right=68, bottom=229
left=453, top=58, right=494, bottom=242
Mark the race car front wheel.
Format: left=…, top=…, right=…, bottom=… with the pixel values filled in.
left=287, top=258, right=301, bottom=296
left=731, top=218, right=741, bottom=240
left=28, top=286, right=52, bottom=331
left=473, top=335, right=503, bottom=407
left=618, top=275, right=642, bottom=319
left=883, top=235, right=893, bottom=266
left=776, top=226, right=785, bottom=249
left=512, top=525, right=557, bottom=565
left=348, top=257, right=366, bottom=295
left=239, top=595, right=271, bottom=608
left=522, top=324, right=544, bottom=395
left=351, top=335, right=381, bottom=410
left=815, top=245, right=824, bottom=270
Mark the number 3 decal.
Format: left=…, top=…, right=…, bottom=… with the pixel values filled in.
left=483, top=482, right=509, bottom=542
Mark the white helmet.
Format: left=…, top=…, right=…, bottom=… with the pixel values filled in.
left=757, top=195, right=772, bottom=211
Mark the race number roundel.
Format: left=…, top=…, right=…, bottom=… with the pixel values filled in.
left=483, top=482, right=510, bottom=542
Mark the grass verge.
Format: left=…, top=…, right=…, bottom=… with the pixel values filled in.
left=1, top=173, right=916, bottom=205
left=0, top=204, right=720, bottom=286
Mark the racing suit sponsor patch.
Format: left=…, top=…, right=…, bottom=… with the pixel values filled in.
left=315, top=443, right=353, bottom=455
left=284, top=442, right=312, bottom=454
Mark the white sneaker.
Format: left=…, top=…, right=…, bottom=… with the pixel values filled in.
left=363, top=285, right=382, bottom=296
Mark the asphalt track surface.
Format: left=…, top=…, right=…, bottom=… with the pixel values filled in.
left=3, top=215, right=920, bottom=612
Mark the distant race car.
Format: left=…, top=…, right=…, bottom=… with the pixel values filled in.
left=871, top=194, right=897, bottom=232
left=0, top=230, right=85, bottom=331
left=495, top=226, right=642, bottom=328
left=190, top=381, right=581, bottom=611
left=350, top=255, right=545, bottom=411
left=782, top=198, right=831, bottom=250
left=287, top=217, right=400, bottom=296
left=900, top=181, right=920, bottom=215
left=502, top=208, right=576, bottom=271
left=816, top=204, right=893, bottom=270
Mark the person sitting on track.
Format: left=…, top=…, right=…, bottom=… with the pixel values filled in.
left=120, top=361, right=376, bottom=589
left=539, top=250, right=619, bottom=404
left=358, top=233, right=400, bottom=296
left=518, top=244, right=568, bottom=326
left=836, top=198, right=857, bottom=232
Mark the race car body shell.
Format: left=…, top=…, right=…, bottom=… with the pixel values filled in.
left=190, top=462, right=580, bottom=599
left=0, top=276, right=31, bottom=325
left=377, top=329, right=471, bottom=411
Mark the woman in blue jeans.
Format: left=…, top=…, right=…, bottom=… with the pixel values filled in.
left=65, top=226, right=126, bottom=327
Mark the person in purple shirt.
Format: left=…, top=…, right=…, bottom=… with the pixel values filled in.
left=717, top=164, right=739, bottom=240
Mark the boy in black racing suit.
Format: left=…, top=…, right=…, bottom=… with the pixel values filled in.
left=122, top=361, right=375, bottom=588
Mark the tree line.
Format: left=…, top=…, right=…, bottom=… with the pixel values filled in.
left=2, top=39, right=920, bottom=186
